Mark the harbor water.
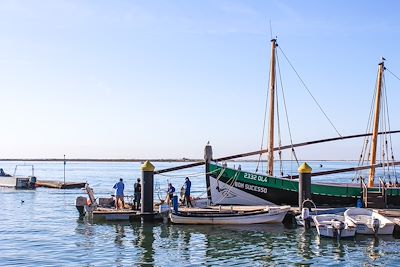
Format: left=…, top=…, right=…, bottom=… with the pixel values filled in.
left=1, top=161, right=400, bottom=266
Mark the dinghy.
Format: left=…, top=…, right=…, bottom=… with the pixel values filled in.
left=0, top=166, right=36, bottom=189
left=169, top=205, right=290, bottom=225
left=344, top=208, right=394, bottom=235
left=313, top=214, right=356, bottom=238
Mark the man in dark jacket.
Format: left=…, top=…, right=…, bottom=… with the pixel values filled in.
left=183, top=177, right=193, bottom=207
left=134, top=178, right=141, bottom=210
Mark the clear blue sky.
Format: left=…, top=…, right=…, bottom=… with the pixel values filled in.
left=0, top=0, right=399, bottom=160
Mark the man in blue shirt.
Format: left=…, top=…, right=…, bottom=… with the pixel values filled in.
left=113, top=178, right=125, bottom=209
left=166, top=183, right=175, bottom=205
left=184, top=177, right=193, bottom=207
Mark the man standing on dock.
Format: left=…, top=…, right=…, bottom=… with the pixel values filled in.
left=113, top=178, right=125, bottom=209
left=183, top=177, right=193, bottom=207
left=166, top=183, right=175, bottom=205
left=134, top=178, right=141, bottom=210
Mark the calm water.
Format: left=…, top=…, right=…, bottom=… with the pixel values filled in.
left=1, top=161, right=399, bottom=266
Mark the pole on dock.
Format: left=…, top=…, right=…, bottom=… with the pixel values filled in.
left=298, top=162, right=312, bottom=210
left=172, top=195, right=178, bottom=213
left=63, top=154, right=66, bottom=184
left=204, top=142, right=213, bottom=205
left=141, top=161, right=155, bottom=222
left=298, top=162, right=312, bottom=229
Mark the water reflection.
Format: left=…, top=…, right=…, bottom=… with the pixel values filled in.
left=73, top=220, right=400, bottom=266
left=74, top=219, right=95, bottom=249
left=138, top=223, right=155, bottom=266
left=354, top=234, right=395, bottom=262
left=114, top=224, right=126, bottom=248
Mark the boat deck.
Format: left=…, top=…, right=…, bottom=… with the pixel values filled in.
left=36, top=180, right=86, bottom=189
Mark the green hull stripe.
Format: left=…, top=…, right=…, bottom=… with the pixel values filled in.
left=209, top=163, right=368, bottom=198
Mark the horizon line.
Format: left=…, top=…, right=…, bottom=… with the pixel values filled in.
left=0, top=158, right=360, bottom=162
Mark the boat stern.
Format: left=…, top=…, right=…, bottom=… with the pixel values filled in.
left=75, top=196, right=88, bottom=217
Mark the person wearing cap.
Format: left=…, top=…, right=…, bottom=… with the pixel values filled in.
left=113, top=178, right=125, bottom=209
left=134, top=178, right=141, bottom=210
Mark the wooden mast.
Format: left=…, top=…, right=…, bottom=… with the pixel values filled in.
left=368, top=60, right=385, bottom=188
left=267, top=39, right=277, bottom=176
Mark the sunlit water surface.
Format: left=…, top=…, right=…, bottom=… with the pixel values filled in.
left=1, top=161, right=399, bottom=266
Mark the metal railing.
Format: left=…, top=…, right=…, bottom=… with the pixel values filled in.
left=378, top=177, right=388, bottom=206
left=361, top=179, right=368, bottom=207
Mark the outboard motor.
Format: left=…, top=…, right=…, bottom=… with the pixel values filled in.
left=372, top=218, right=380, bottom=236
left=29, top=176, right=37, bottom=189
left=75, top=196, right=88, bottom=217
left=332, top=219, right=345, bottom=241
left=301, top=208, right=312, bottom=229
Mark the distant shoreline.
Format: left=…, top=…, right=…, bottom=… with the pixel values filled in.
left=0, top=158, right=358, bottom=163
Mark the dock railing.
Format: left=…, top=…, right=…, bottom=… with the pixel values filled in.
left=361, top=179, right=368, bottom=207
left=378, top=177, right=387, bottom=205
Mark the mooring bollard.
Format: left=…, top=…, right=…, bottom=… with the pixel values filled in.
left=172, top=195, right=178, bottom=213
left=204, top=143, right=213, bottom=205
left=141, top=160, right=155, bottom=222
left=298, top=162, right=312, bottom=211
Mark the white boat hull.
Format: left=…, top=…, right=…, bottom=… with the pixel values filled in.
left=209, top=176, right=273, bottom=205
left=169, top=207, right=289, bottom=225
left=344, top=208, right=395, bottom=235
left=0, top=176, right=33, bottom=189
left=313, top=214, right=356, bottom=238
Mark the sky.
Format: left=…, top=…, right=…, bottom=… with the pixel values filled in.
left=0, top=0, right=399, bottom=160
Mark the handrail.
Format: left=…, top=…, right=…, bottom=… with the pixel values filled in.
left=361, top=179, right=368, bottom=207
left=378, top=177, right=387, bottom=206
left=13, top=164, right=35, bottom=177
left=378, top=177, right=385, bottom=195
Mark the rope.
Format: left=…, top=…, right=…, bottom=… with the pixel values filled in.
left=381, top=75, right=389, bottom=177
left=353, top=72, right=378, bottom=181
left=256, top=42, right=272, bottom=173
left=156, top=168, right=219, bottom=178
left=277, top=45, right=342, bottom=137
left=214, top=167, right=226, bottom=191
left=213, top=171, right=239, bottom=204
left=275, top=60, right=284, bottom=176
left=386, top=67, right=400, bottom=82
left=384, top=67, right=400, bottom=182
left=383, top=73, right=398, bottom=179
left=276, top=50, right=299, bottom=167
left=212, top=170, right=267, bottom=205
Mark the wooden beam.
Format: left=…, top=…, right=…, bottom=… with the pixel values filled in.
left=154, top=130, right=400, bottom=174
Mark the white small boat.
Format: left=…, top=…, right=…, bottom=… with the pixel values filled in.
left=296, top=207, right=348, bottom=227
left=313, top=214, right=356, bottom=238
left=344, top=208, right=394, bottom=235
left=169, top=206, right=290, bottom=225
left=0, top=166, right=36, bottom=189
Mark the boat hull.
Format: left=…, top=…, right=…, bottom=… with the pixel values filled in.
left=344, top=208, right=395, bottom=235
left=313, top=214, right=356, bottom=238
left=0, top=176, right=35, bottom=189
left=316, top=225, right=356, bottom=238
left=209, top=163, right=400, bottom=207
left=169, top=207, right=289, bottom=225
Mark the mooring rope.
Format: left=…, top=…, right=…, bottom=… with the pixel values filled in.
left=156, top=168, right=220, bottom=178
left=212, top=171, right=239, bottom=204
left=278, top=45, right=342, bottom=138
